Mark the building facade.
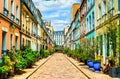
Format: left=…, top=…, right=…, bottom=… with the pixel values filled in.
left=71, top=3, right=80, bottom=21
left=0, top=0, right=21, bottom=60
left=80, top=0, right=87, bottom=42
left=95, top=0, right=120, bottom=65
left=54, top=31, right=64, bottom=46
left=21, top=0, right=39, bottom=51
left=86, top=0, right=95, bottom=42
left=73, top=8, right=80, bottom=49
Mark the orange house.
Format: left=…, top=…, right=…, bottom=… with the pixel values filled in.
left=0, top=0, right=20, bottom=58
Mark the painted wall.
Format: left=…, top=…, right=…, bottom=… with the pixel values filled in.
left=0, top=0, right=20, bottom=59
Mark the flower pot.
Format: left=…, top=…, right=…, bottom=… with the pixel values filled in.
left=93, top=61, right=101, bottom=72
left=88, top=60, right=94, bottom=69
left=16, top=70, right=23, bottom=75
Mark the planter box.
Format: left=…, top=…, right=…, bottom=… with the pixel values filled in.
left=0, top=73, right=8, bottom=79
left=109, top=67, right=120, bottom=77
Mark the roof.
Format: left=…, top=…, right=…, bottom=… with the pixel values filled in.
left=54, top=31, right=64, bottom=35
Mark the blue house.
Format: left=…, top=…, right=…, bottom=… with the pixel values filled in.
left=86, top=0, right=95, bottom=42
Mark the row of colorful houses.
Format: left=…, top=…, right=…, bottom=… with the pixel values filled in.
left=64, top=0, right=120, bottom=66
left=0, top=0, right=54, bottom=62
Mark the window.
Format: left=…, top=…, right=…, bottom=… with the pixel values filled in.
left=87, top=18, right=89, bottom=32
left=11, top=1, right=14, bottom=14
left=92, top=12, right=94, bottom=29
left=107, top=33, right=110, bottom=56
left=89, top=15, right=91, bottom=30
left=102, top=1, right=106, bottom=15
left=15, top=36, right=18, bottom=49
left=100, top=35, right=103, bottom=55
left=98, top=5, right=101, bottom=19
left=4, top=0, right=8, bottom=9
left=3, top=0, right=8, bottom=16
left=10, top=34, right=13, bottom=50
left=16, top=6, right=19, bottom=24
left=108, top=0, right=114, bottom=16
left=2, top=32, right=7, bottom=56
left=98, top=5, right=101, bottom=25
left=119, top=0, right=120, bottom=11
left=10, top=0, right=14, bottom=20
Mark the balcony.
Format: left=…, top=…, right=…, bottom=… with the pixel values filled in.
left=102, top=14, right=107, bottom=22
left=16, top=18, right=19, bottom=24
left=108, top=7, right=114, bottom=17
left=10, top=13, right=15, bottom=21
left=2, top=50, right=7, bottom=57
left=3, top=7, right=9, bottom=17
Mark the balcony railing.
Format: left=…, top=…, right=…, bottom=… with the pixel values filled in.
left=3, top=7, right=9, bottom=16
left=108, top=7, right=114, bottom=17
left=97, top=18, right=101, bottom=26
left=16, top=18, right=19, bottom=24
left=10, top=13, right=15, bottom=21
left=2, top=50, right=7, bottom=57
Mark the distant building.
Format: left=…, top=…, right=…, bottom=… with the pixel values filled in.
left=54, top=31, right=64, bottom=46
left=71, top=3, right=80, bottom=21
left=64, top=26, right=69, bottom=36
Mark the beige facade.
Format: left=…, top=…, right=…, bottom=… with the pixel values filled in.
left=21, top=0, right=38, bottom=51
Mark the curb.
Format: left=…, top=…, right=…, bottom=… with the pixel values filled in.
left=65, top=55, right=91, bottom=79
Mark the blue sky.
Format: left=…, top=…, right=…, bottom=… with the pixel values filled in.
left=33, top=0, right=80, bottom=31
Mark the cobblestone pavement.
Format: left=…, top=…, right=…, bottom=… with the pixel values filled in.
left=65, top=55, right=119, bottom=79
left=28, top=53, right=88, bottom=79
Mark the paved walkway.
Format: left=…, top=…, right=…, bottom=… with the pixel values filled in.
left=28, top=53, right=88, bottom=79
left=9, top=53, right=119, bottom=79
left=65, top=54, right=119, bottom=79
left=9, top=55, right=52, bottom=79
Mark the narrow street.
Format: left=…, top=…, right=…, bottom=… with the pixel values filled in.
left=28, top=53, right=88, bottom=79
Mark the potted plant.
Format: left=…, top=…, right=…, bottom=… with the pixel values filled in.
left=0, top=55, right=13, bottom=79
left=93, top=60, right=101, bottom=72
left=109, top=57, right=120, bottom=77
left=88, top=60, right=94, bottom=69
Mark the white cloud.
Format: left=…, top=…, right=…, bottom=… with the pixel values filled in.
left=51, top=19, right=70, bottom=31
left=32, top=0, right=80, bottom=31
left=33, top=0, right=79, bottom=12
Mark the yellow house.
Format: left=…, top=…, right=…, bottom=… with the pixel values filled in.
left=21, top=0, right=38, bottom=51
left=95, top=0, right=120, bottom=66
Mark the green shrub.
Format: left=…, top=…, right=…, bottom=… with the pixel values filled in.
left=0, top=55, right=15, bottom=74
left=0, top=65, right=11, bottom=74
left=15, top=53, right=27, bottom=70
left=62, top=47, right=69, bottom=54
left=43, top=50, right=50, bottom=58
left=49, top=48, right=55, bottom=55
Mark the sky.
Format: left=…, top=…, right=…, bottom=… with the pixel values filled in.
left=32, top=0, right=80, bottom=31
